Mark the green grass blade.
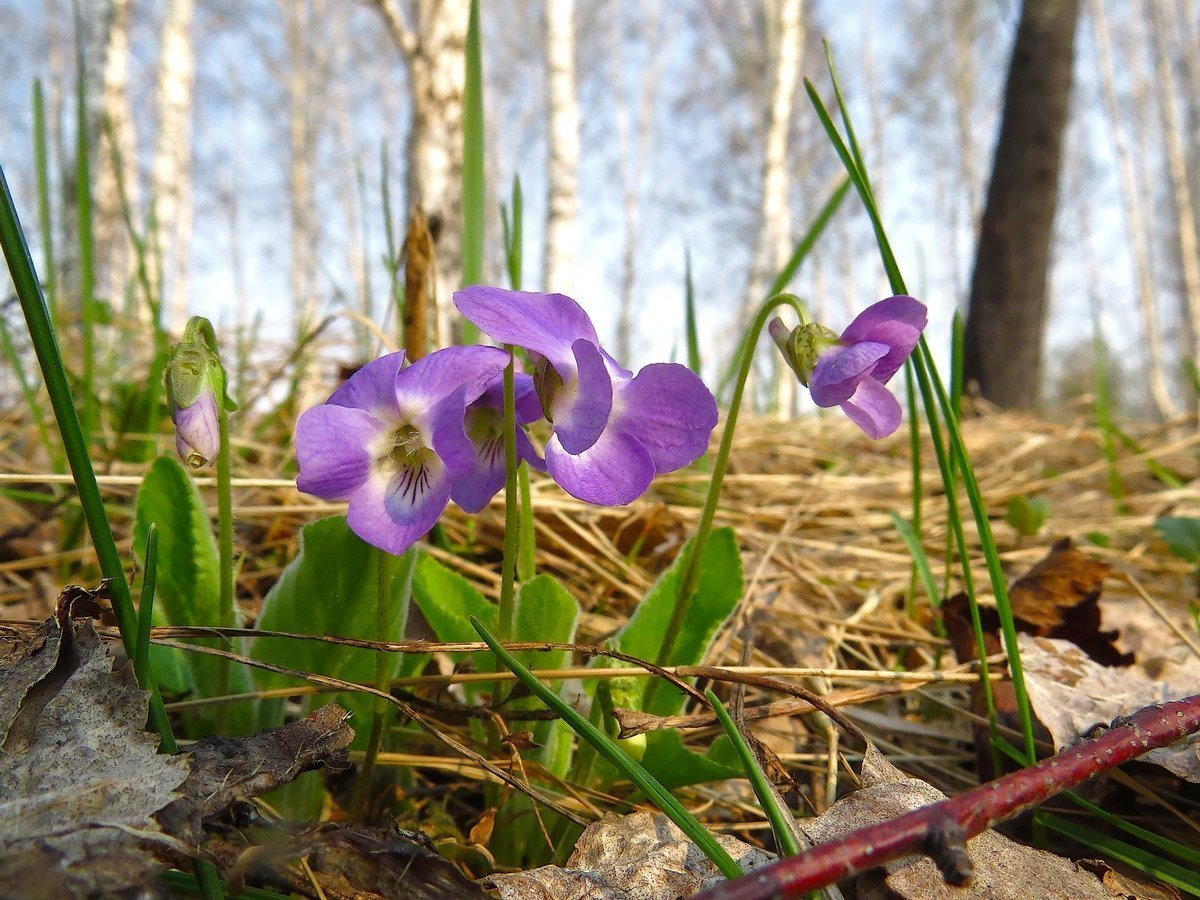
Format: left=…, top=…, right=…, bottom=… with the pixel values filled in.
left=0, top=161, right=175, bottom=752
left=501, top=174, right=523, bottom=292
left=32, top=80, right=57, bottom=323
left=1040, top=814, right=1200, bottom=896
left=379, top=140, right=404, bottom=333
left=890, top=511, right=941, bottom=611
left=706, top=691, right=800, bottom=856
left=950, top=310, right=965, bottom=419
left=73, top=8, right=98, bottom=441
left=460, top=0, right=484, bottom=343
left=684, top=247, right=702, bottom=375
left=471, top=616, right=743, bottom=879
left=135, top=523, right=160, bottom=695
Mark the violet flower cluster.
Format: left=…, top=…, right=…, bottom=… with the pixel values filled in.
left=769, top=295, right=927, bottom=439
left=295, top=288, right=718, bottom=555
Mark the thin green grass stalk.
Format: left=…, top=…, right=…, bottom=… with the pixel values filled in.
left=460, top=0, right=484, bottom=343
left=1091, top=318, right=1127, bottom=511
left=806, top=67, right=1034, bottom=761
left=1063, top=792, right=1200, bottom=870
left=1108, top=424, right=1184, bottom=488
left=890, top=512, right=940, bottom=614
left=73, top=8, right=98, bottom=442
left=0, top=162, right=175, bottom=749
left=499, top=355, right=520, bottom=634
left=355, top=162, right=376, bottom=356
left=684, top=248, right=702, bottom=375
left=471, top=617, right=743, bottom=879
left=1040, top=815, right=1200, bottom=896
left=161, top=870, right=283, bottom=899
left=950, top=310, right=965, bottom=419
left=135, top=524, right=161, bottom=698
left=32, top=80, right=58, bottom=324
left=904, top=358, right=922, bottom=613
left=501, top=174, right=523, bottom=291
left=0, top=304, right=56, bottom=466
left=379, top=141, right=404, bottom=334
left=706, top=691, right=800, bottom=857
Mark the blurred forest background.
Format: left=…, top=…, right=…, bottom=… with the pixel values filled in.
left=2, top=0, right=1199, bottom=419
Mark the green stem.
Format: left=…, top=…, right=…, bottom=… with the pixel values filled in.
left=648, top=294, right=805, bottom=701
left=499, top=352, right=520, bottom=637
left=354, top=547, right=393, bottom=817
left=0, top=162, right=176, bottom=750
left=213, top=374, right=236, bottom=730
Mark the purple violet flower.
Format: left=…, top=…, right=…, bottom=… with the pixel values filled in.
left=769, top=295, right=927, bottom=439
left=454, top=287, right=718, bottom=506
left=451, top=371, right=546, bottom=514
left=172, top=386, right=220, bottom=468
left=294, top=346, right=509, bottom=554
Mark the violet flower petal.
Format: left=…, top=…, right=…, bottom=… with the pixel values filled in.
left=327, top=351, right=406, bottom=420
left=545, top=428, right=655, bottom=506
left=839, top=377, right=902, bottom=439
left=472, top=372, right=545, bottom=424
left=295, top=404, right=387, bottom=499
left=173, top=388, right=220, bottom=466
left=454, top=287, right=600, bottom=372
left=840, top=295, right=927, bottom=346
left=397, top=345, right=510, bottom=425
left=809, top=341, right=890, bottom=407
left=429, top=386, right=478, bottom=479
left=346, top=465, right=452, bottom=556
left=617, top=363, right=718, bottom=472
left=450, top=442, right=505, bottom=514
left=852, top=320, right=923, bottom=385
left=554, top=338, right=613, bottom=454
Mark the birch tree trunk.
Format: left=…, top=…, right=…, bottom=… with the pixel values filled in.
left=1089, top=0, right=1174, bottom=417
left=963, top=0, right=1080, bottom=408
left=739, top=0, right=803, bottom=418
left=1149, top=0, right=1200, bottom=409
left=150, top=0, right=197, bottom=332
left=543, top=0, right=580, bottom=295
left=613, top=3, right=665, bottom=364
left=369, top=0, right=469, bottom=345
left=95, top=0, right=138, bottom=314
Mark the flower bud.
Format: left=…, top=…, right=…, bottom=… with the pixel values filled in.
left=768, top=317, right=839, bottom=386
left=171, top=383, right=219, bottom=468
left=165, top=322, right=224, bottom=468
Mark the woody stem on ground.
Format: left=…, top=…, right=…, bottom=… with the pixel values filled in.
left=696, top=693, right=1200, bottom=900
left=647, top=295, right=806, bottom=704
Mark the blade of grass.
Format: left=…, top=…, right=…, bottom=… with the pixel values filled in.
left=73, top=4, right=98, bottom=441
left=684, top=247, right=702, bottom=375
left=471, top=616, right=743, bottom=879
left=1039, top=814, right=1200, bottom=896
left=460, top=0, right=484, bottom=343
left=706, top=690, right=800, bottom=857
left=32, top=80, right=58, bottom=324
left=890, top=511, right=941, bottom=613
left=0, top=161, right=175, bottom=751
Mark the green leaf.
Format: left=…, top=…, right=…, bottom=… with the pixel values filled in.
left=1005, top=495, right=1049, bottom=537
left=412, top=552, right=498, bottom=647
left=251, top=516, right=418, bottom=747
left=613, top=527, right=743, bottom=715
left=639, top=731, right=741, bottom=790
left=1155, top=516, right=1200, bottom=565
left=514, top=575, right=579, bottom=769
left=133, top=455, right=247, bottom=731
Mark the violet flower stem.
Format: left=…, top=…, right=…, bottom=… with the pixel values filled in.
left=353, top=546, right=391, bottom=818
left=649, top=295, right=806, bottom=686
left=696, top=694, right=1200, bottom=900
left=499, top=350, right=520, bottom=638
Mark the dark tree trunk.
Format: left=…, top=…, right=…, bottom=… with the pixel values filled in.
left=963, top=0, right=1080, bottom=408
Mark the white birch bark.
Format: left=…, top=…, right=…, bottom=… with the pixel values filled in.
left=369, top=0, right=469, bottom=345
left=95, top=0, right=138, bottom=312
left=739, top=0, right=803, bottom=418
left=1089, top=0, right=1175, bottom=417
left=543, top=0, right=581, bottom=294
left=150, top=0, right=197, bottom=331
left=1149, top=0, right=1200, bottom=408
left=613, top=2, right=667, bottom=364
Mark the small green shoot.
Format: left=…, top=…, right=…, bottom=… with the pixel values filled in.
left=1005, top=495, right=1050, bottom=538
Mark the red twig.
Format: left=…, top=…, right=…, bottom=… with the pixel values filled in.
left=696, top=694, right=1200, bottom=900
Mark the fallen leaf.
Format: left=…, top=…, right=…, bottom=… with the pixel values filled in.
left=0, top=617, right=189, bottom=899
left=797, top=745, right=1112, bottom=899
left=486, top=811, right=774, bottom=900
left=1019, top=634, right=1200, bottom=782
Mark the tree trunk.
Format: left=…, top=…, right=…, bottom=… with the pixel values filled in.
left=1089, top=0, right=1175, bottom=417
left=731, top=0, right=803, bottom=416
left=963, top=0, right=1080, bottom=408
left=1149, top=0, right=1200, bottom=410
left=543, top=0, right=581, bottom=295
left=151, top=0, right=197, bottom=332
left=370, top=0, right=469, bottom=346
left=95, top=0, right=138, bottom=314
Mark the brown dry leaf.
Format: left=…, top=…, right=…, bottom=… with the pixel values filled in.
left=1080, top=858, right=1182, bottom=900
left=486, top=811, right=774, bottom=900
left=799, top=745, right=1113, bottom=899
left=1019, top=634, right=1200, bottom=781
left=0, top=617, right=189, bottom=899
